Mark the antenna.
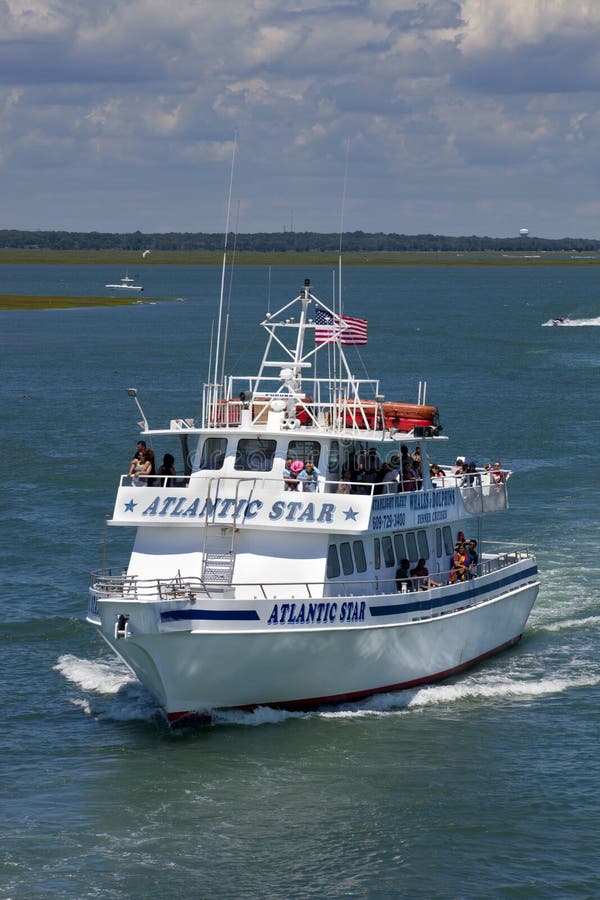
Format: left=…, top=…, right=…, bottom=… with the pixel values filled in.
left=212, top=133, right=237, bottom=407
left=220, top=198, right=241, bottom=385
left=338, top=139, right=350, bottom=314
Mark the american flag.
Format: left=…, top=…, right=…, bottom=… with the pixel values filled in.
left=314, top=304, right=368, bottom=345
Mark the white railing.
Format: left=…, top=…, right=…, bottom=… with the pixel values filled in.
left=90, top=545, right=536, bottom=604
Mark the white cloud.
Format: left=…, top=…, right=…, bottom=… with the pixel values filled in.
left=0, top=0, right=599, bottom=236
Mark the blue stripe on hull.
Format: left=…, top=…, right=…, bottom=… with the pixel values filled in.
left=161, top=609, right=260, bottom=622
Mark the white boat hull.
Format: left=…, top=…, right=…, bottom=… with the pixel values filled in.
left=91, top=568, right=538, bottom=723
left=105, top=284, right=144, bottom=291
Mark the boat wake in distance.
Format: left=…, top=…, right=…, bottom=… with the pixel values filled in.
left=542, top=316, right=600, bottom=326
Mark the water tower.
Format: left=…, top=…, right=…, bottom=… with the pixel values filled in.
left=519, top=227, right=529, bottom=238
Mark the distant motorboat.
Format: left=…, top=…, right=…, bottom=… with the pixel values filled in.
left=106, top=273, right=144, bottom=292
left=551, top=316, right=569, bottom=326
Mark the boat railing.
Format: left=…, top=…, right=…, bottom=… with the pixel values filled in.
left=90, top=544, right=535, bottom=604
left=201, top=376, right=444, bottom=436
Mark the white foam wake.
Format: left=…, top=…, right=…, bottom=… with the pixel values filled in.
left=537, top=614, right=600, bottom=633
left=542, top=317, right=600, bottom=327
left=211, top=671, right=600, bottom=726
left=55, top=654, right=159, bottom=723
left=55, top=654, right=600, bottom=729
left=55, top=653, right=136, bottom=693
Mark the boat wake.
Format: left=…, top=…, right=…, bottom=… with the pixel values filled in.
left=56, top=653, right=600, bottom=729
left=536, top=613, right=600, bottom=633
left=542, top=316, right=600, bottom=327
left=55, top=654, right=160, bottom=723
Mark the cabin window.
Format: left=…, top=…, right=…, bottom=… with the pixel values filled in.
left=340, top=542, right=354, bottom=576
left=417, top=530, right=429, bottom=559
left=374, top=537, right=381, bottom=570
left=353, top=540, right=367, bottom=573
left=443, top=526, right=454, bottom=556
left=382, top=535, right=395, bottom=568
left=436, top=528, right=443, bottom=558
left=327, top=440, right=339, bottom=474
left=393, top=533, right=406, bottom=564
left=235, top=438, right=277, bottom=471
left=197, top=437, right=227, bottom=470
left=405, top=531, right=418, bottom=561
left=287, top=440, right=321, bottom=466
left=326, top=544, right=341, bottom=579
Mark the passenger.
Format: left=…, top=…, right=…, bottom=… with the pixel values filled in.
left=284, top=459, right=303, bottom=490
left=337, top=469, right=352, bottom=494
left=128, top=440, right=147, bottom=475
left=450, top=543, right=468, bottom=582
left=377, top=459, right=401, bottom=494
left=143, top=448, right=156, bottom=486
left=158, top=453, right=177, bottom=487
left=451, top=456, right=465, bottom=475
left=430, top=463, right=445, bottom=479
left=467, top=539, right=479, bottom=576
left=491, top=461, right=504, bottom=484
left=283, top=457, right=294, bottom=490
left=410, top=558, right=430, bottom=590
left=402, top=460, right=420, bottom=492
left=412, top=456, right=423, bottom=490
left=395, top=558, right=412, bottom=592
left=128, top=448, right=146, bottom=486
left=464, top=460, right=477, bottom=485
left=337, top=478, right=350, bottom=494
left=298, top=460, right=321, bottom=492
left=129, top=448, right=154, bottom=486
left=354, top=462, right=375, bottom=494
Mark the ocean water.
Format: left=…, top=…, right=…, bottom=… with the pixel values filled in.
left=1, top=263, right=599, bottom=899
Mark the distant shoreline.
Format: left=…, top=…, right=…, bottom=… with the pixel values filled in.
left=1, top=249, right=599, bottom=267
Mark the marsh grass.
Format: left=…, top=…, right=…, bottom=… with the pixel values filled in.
left=1, top=249, right=598, bottom=267
left=0, top=294, right=169, bottom=310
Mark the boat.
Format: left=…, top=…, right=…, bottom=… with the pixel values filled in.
left=87, top=277, right=540, bottom=724
left=105, top=273, right=144, bottom=292
left=552, top=316, right=569, bottom=325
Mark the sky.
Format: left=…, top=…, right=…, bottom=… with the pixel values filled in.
left=2, top=0, right=600, bottom=238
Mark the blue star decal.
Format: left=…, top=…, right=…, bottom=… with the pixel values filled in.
left=343, top=507, right=358, bottom=521
left=124, top=499, right=137, bottom=512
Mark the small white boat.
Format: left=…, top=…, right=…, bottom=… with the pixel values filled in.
left=552, top=316, right=569, bottom=326
left=88, top=276, right=539, bottom=724
left=106, top=273, right=143, bottom=292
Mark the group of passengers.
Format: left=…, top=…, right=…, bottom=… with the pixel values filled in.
left=128, top=441, right=178, bottom=487
left=449, top=531, right=479, bottom=583
left=395, top=557, right=437, bottom=592
left=395, top=532, right=479, bottom=593
left=334, top=445, right=424, bottom=495
left=283, top=458, right=322, bottom=492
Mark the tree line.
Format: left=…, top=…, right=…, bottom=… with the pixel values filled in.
left=1, top=229, right=599, bottom=253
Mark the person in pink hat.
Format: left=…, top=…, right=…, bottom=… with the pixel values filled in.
left=283, top=458, right=304, bottom=490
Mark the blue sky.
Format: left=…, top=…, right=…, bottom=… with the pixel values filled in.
left=2, top=0, right=600, bottom=238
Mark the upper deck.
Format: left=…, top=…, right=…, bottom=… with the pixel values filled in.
left=118, top=279, right=509, bottom=534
